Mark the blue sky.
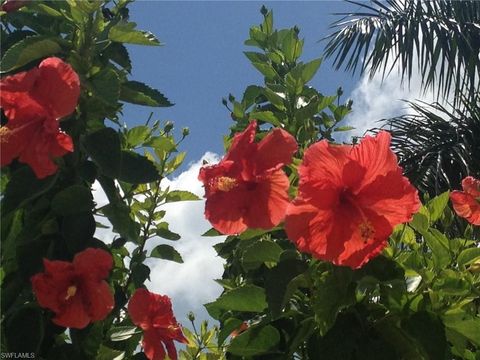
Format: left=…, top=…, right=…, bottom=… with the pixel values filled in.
left=123, top=1, right=360, bottom=168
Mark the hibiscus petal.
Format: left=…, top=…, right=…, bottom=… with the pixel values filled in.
left=35, top=57, right=80, bottom=119
left=462, top=176, right=480, bottom=198
left=0, top=124, right=28, bottom=166
left=285, top=200, right=333, bottom=256
left=334, top=207, right=392, bottom=269
left=82, top=280, right=114, bottom=321
left=204, top=188, right=249, bottom=234
left=165, top=340, right=178, bottom=360
left=128, top=288, right=154, bottom=329
left=224, top=121, right=256, bottom=164
left=350, top=131, right=399, bottom=189
left=142, top=330, right=167, bottom=360
left=357, top=170, right=420, bottom=226
left=299, top=140, right=350, bottom=190
left=31, top=259, right=74, bottom=313
left=73, top=248, right=113, bottom=281
left=254, top=128, right=297, bottom=173
left=450, top=191, right=480, bottom=225
left=243, top=170, right=291, bottom=229
left=0, top=70, right=45, bottom=123
left=52, top=292, right=91, bottom=329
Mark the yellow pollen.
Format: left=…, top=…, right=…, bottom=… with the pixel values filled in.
left=359, top=221, right=375, bottom=242
left=216, top=176, right=238, bottom=192
left=0, top=127, right=12, bottom=143
left=65, top=285, right=77, bottom=300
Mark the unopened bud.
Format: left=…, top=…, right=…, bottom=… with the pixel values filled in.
left=222, top=98, right=228, bottom=106
left=164, top=121, right=174, bottom=132
left=228, top=93, right=235, bottom=102
left=187, top=311, right=195, bottom=322
left=182, top=127, right=190, bottom=137
left=260, top=5, right=268, bottom=16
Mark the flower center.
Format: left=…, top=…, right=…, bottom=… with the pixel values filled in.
left=339, top=188, right=375, bottom=243
left=215, top=176, right=238, bottom=192
left=359, top=221, right=375, bottom=243
left=65, top=285, right=77, bottom=300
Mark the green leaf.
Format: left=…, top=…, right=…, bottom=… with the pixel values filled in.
left=212, top=285, right=267, bottom=313
left=96, top=345, right=125, bottom=360
left=313, top=267, right=355, bottom=335
left=5, top=305, right=44, bottom=353
left=251, top=62, right=278, bottom=79
left=1, top=166, right=57, bottom=215
left=108, top=21, right=160, bottom=46
left=119, top=151, right=160, bottom=184
left=263, top=88, right=286, bottom=111
left=51, top=185, right=94, bottom=216
left=131, top=263, right=150, bottom=287
left=165, top=190, right=200, bottom=202
left=423, top=228, right=451, bottom=269
left=228, top=325, right=280, bottom=356
left=301, top=58, right=322, bottom=83
left=150, top=244, right=183, bottom=263
left=249, top=111, right=281, bottom=126
left=102, top=203, right=139, bottom=242
left=126, top=125, right=150, bottom=147
left=432, top=270, right=470, bottom=296
left=120, top=81, right=173, bottom=107
left=239, top=228, right=272, bottom=240
left=426, top=191, right=450, bottom=223
left=457, top=248, right=480, bottom=267
left=156, top=222, right=181, bottom=241
left=242, top=85, right=263, bottom=107
left=333, top=125, right=355, bottom=132
left=444, top=318, right=480, bottom=346
left=0, top=36, right=61, bottom=73
left=218, top=318, right=243, bottom=345
left=103, top=43, right=132, bottom=72
left=241, top=240, right=283, bottom=270
left=202, top=228, right=223, bottom=237
left=91, top=68, right=121, bottom=107
left=107, top=326, right=138, bottom=342
left=71, top=322, right=103, bottom=358
left=61, top=213, right=96, bottom=254
left=83, top=128, right=122, bottom=178
left=166, top=151, right=186, bottom=173
left=16, top=235, right=50, bottom=279
left=410, top=206, right=430, bottom=232
left=265, top=259, right=308, bottom=317
left=403, top=311, right=447, bottom=359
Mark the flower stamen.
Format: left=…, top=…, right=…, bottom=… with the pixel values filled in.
left=359, top=221, right=375, bottom=242
left=214, top=176, right=238, bottom=192
left=65, top=285, right=77, bottom=300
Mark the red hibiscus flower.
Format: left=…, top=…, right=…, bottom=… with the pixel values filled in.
left=198, top=120, right=298, bottom=234
left=128, top=288, right=187, bottom=360
left=450, top=176, right=480, bottom=225
left=31, top=248, right=114, bottom=329
left=285, top=131, right=420, bottom=269
left=0, top=57, right=80, bottom=178
left=1, top=0, right=28, bottom=13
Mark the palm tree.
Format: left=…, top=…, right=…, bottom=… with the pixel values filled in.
left=324, top=0, right=480, bottom=105
left=324, top=0, right=480, bottom=194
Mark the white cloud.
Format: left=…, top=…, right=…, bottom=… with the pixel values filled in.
left=344, top=61, right=441, bottom=138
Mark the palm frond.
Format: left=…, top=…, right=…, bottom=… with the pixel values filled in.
left=324, top=0, right=480, bottom=105
left=370, top=96, right=480, bottom=195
